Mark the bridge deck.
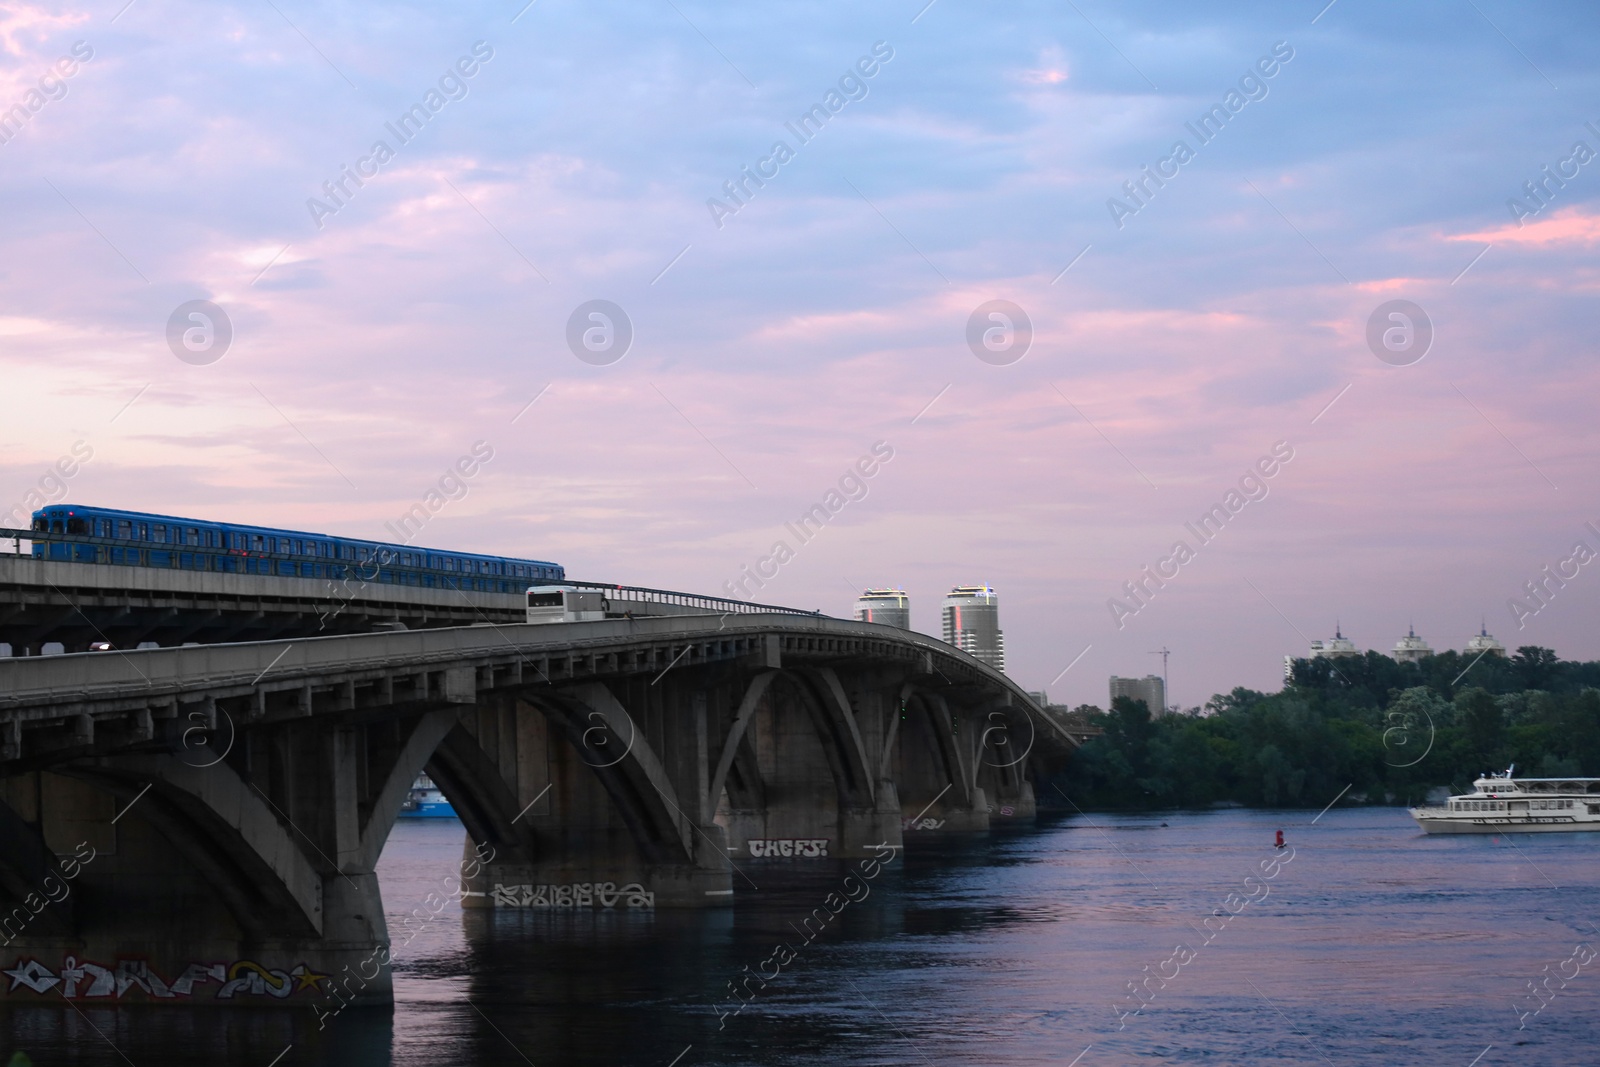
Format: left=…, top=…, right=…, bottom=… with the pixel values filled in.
left=0, top=614, right=1076, bottom=759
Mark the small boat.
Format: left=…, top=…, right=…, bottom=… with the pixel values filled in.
left=398, top=774, right=458, bottom=819
left=1410, top=766, right=1600, bottom=834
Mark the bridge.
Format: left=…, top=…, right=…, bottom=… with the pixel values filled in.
left=0, top=562, right=1078, bottom=1011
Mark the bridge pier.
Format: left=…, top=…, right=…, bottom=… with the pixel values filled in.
left=453, top=686, right=735, bottom=910
left=0, top=755, right=395, bottom=1009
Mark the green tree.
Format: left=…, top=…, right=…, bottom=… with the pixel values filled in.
left=1454, top=687, right=1505, bottom=771
left=1512, top=646, right=1560, bottom=690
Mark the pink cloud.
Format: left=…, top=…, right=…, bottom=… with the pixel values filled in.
left=1450, top=206, right=1600, bottom=246
left=0, top=3, right=85, bottom=59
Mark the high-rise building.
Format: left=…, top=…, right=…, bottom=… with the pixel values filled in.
left=1110, top=674, right=1166, bottom=716
left=1284, top=624, right=1362, bottom=679
left=855, top=587, right=911, bottom=629
left=1463, top=623, right=1507, bottom=659
left=1392, top=625, right=1433, bottom=663
left=942, top=584, right=1004, bottom=671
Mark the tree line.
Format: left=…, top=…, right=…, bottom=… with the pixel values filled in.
left=1047, top=646, right=1600, bottom=810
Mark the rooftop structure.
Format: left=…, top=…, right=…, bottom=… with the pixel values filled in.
left=1284, top=624, right=1362, bottom=679
left=854, top=587, right=911, bottom=630
left=1392, top=625, right=1434, bottom=663
left=1463, top=623, right=1507, bottom=659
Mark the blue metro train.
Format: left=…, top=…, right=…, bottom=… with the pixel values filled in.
left=27, top=504, right=563, bottom=593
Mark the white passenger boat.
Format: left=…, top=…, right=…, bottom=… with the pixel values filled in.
left=1410, top=767, right=1600, bottom=834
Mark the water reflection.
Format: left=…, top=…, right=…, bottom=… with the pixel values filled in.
left=6, top=811, right=1600, bottom=1065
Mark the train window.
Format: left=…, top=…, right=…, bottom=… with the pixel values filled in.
left=153, top=524, right=166, bottom=543
left=187, top=527, right=199, bottom=546
left=67, top=518, right=87, bottom=534
left=32, top=517, right=47, bottom=532
left=252, top=535, right=264, bottom=551
left=117, top=521, right=131, bottom=538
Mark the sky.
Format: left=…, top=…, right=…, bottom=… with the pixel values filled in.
left=2, top=0, right=1598, bottom=710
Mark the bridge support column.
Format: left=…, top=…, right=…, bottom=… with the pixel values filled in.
left=0, top=745, right=394, bottom=1009
left=457, top=687, right=734, bottom=910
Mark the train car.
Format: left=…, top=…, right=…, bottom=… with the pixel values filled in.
left=525, top=586, right=609, bottom=623
left=25, top=504, right=562, bottom=594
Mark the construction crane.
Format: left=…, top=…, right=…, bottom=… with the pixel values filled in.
left=1148, top=647, right=1171, bottom=713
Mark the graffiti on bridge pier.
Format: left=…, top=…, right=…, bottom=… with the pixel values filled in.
left=747, top=838, right=830, bottom=858
left=3, top=956, right=329, bottom=999
left=490, top=881, right=656, bottom=908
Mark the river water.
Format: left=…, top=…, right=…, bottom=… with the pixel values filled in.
left=4, top=807, right=1598, bottom=1065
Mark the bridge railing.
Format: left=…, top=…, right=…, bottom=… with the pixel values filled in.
left=0, top=528, right=825, bottom=618
left=560, top=580, right=823, bottom=619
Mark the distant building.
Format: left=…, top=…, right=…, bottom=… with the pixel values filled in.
left=854, top=588, right=910, bottom=629
left=1110, top=674, right=1165, bottom=716
left=1463, top=623, right=1507, bottom=659
left=1312, top=625, right=1361, bottom=659
left=942, top=584, right=1004, bottom=671
left=1392, top=625, right=1433, bottom=663
left=1284, top=624, right=1361, bottom=679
